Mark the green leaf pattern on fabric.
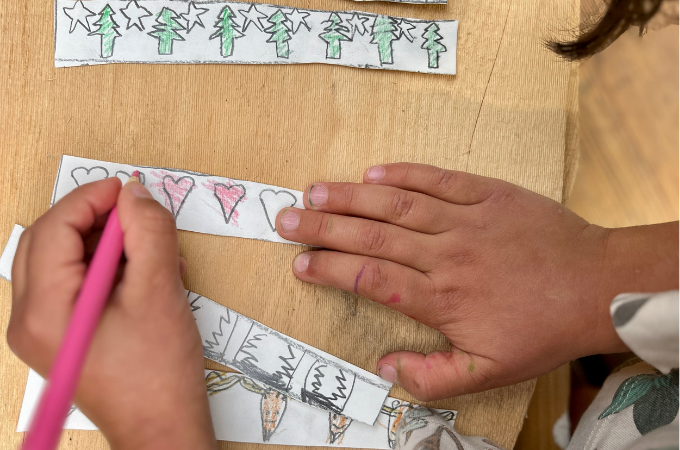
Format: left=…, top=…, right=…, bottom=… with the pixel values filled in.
left=599, top=369, right=679, bottom=435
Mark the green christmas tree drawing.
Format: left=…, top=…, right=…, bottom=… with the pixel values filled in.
left=148, top=7, right=185, bottom=55
left=319, top=13, right=350, bottom=59
left=209, top=6, right=244, bottom=57
left=264, top=9, right=292, bottom=59
left=89, top=4, right=121, bottom=58
left=421, top=23, right=447, bottom=69
left=370, top=16, right=398, bottom=65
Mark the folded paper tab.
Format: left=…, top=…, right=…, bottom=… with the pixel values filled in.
left=55, top=1, right=457, bottom=75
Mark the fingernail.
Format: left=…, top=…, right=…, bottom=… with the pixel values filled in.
left=366, top=166, right=386, bottom=181
left=379, top=364, right=397, bottom=384
left=129, top=182, right=153, bottom=199
left=280, top=209, right=300, bottom=232
left=293, top=253, right=310, bottom=273
left=308, top=184, right=328, bottom=207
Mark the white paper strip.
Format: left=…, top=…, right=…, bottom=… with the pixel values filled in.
left=0, top=224, right=23, bottom=282
left=17, top=369, right=456, bottom=448
left=55, top=1, right=457, bottom=75
left=53, top=155, right=304, bottom=245
left=0, top=226, right=391, bottom=425
left=190, top=292, right=391, bottom=424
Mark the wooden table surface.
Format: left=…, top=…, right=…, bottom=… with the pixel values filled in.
left=0, top=0, right=578, bottom=448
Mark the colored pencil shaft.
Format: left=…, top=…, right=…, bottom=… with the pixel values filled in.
left=22, top=173, right=137, bottom=450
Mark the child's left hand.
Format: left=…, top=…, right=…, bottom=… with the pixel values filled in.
left=275, top=163, right=676, bottom=401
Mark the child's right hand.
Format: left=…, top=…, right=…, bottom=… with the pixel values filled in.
left=7, top=179, right=217, bottom=450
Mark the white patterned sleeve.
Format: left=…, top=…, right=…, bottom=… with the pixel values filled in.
left=395, top=408, right=506, bottom=450
left=611, top=291, right=679, bottom=373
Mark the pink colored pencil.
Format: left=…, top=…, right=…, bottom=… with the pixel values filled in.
left=22, top=171, right=139, bottom=450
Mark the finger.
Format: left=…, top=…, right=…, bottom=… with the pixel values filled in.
left=292, top=251, right=444, bottom=327
left=363, top=163, right=500, bottom=205
left=116, top=181, right=184, bottom=302
left=303, top=183, right=463, bottom=234
left=24, top=178, right=122, bottom=312
left=179, top=257, right=187, bottom=278
left=278, top=208, right=435, bottom=272
left=376, top=350, right=494, bottom=401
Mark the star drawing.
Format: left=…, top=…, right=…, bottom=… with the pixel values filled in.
left=120, top=0, right=152, bottom=31
left=285, top=8, right=310, bottom=34
left=345, top=13, right=370, bottom=38
left=238, top=4, right=267, bottom=32
left=180, top=2, right=209, bottom=33
left=396, top=19, right=416, bottom=42
left=63, top=1, right=95, bottom=33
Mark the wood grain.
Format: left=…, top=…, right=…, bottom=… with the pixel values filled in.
left=567, top=26, right=679, bottom=228
left=0, top=0, right=578, bottom=448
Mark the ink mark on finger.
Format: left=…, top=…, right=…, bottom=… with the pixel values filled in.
left=308, top=184, right=315, bottom=207
left=386, top=293, right=401, bottom=304
left=353, top=264, right=367, bottom=294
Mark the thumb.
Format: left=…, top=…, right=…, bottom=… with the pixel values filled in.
left=376, top=350, right=491, bottom=402
left=116, top=179, right=184, bottom=297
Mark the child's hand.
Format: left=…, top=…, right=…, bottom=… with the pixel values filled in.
left=276, top=163, right=678, bottom=401
left=7, top=179, right=217, bottom=449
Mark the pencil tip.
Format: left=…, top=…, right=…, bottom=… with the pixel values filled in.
left=125, top=170, right=140, bottom=185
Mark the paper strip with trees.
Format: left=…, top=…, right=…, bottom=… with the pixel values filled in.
left=56, top=1, right=458, bottom=75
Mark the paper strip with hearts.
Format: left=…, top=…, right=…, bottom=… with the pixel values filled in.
left=0, top=227, right=391, bottom=425
left=53, top=155, right=304, bottom=245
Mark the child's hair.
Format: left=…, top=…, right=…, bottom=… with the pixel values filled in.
left=547, top=0, right=663, bottom=60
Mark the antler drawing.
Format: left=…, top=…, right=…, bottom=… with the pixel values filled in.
left=205, top=371, right=288, bottom=442
left=327, top=412, right=353, bottom=445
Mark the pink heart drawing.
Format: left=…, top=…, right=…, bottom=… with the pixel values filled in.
left=162, top=175, right=195, bottom=218
left=214, top=183, right=246, bottom=225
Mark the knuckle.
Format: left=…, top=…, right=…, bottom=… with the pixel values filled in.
left=409, top=371, right=436, bottom=403
left=9, top=312, right=49, bottom=359
left=313, top=213, right=330, bottom=238
left=487, top=183, right=516, bottom=207
left=429, top=288, right=467, bottom=324
left=430, top=168, right=457, bottom=196
left=304, top=253, right=329, bottom=280
left=443, top=246, right=476, bottom=266
left=358, top=222, right=389, bottom=254
left=392, top=163, right=411, bottom=182
left=388, top=190, right=416, bottom=223
left=361, top=261, right=389, bottom=294
left=337, top=184, right=357, bottom=210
